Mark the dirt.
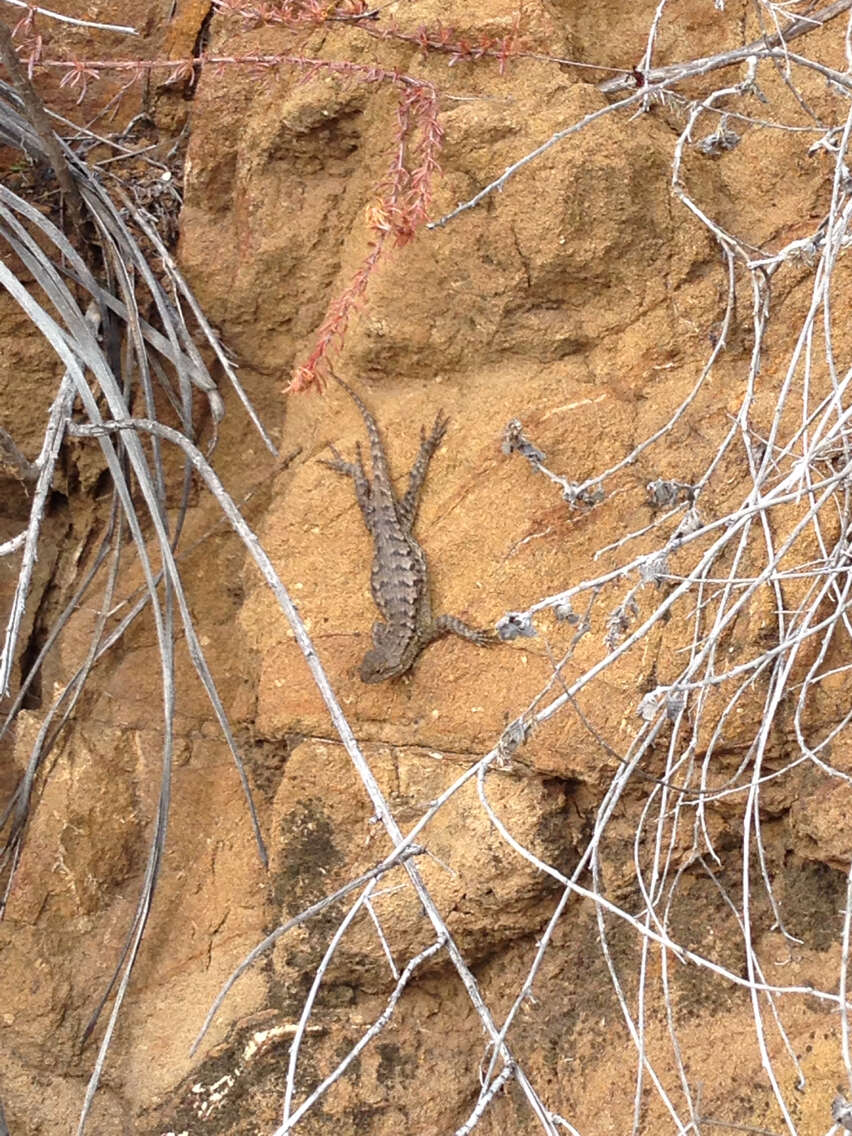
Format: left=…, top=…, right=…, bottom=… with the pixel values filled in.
left=3, top=0, right=852, bottom=1133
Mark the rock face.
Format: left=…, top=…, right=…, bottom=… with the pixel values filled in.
left=4, top=1, right=852, bottom=1133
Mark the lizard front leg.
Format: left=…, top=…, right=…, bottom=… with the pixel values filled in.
left=426, top=613, right=494, bottom=648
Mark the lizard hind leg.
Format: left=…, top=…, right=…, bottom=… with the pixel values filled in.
left=319, top=443, right=373, bottom=526
left=318, top=443, right=355, bottom=476
left=399, top=410, right=450, bottom=531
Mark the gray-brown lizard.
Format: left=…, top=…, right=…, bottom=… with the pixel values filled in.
left=321, top=375, right=491, bottom=683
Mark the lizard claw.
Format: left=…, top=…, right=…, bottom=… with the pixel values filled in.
left=427, top=410, right=449, bottom=448
left=470, top=627, right=498, bottom=647
left=318, top=443, right=352, bottom=475
left=433, top=614, right=495, bottom=647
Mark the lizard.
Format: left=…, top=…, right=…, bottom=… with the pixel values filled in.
left=320, top=374, right=492, bottom=683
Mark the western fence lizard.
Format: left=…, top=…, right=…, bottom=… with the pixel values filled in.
left=321, top=375, right=492, bottom=683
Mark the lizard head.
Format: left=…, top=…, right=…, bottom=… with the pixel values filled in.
left=358, top=647, right=404, bottom=684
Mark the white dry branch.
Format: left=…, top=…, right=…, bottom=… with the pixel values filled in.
left=457, top=6, right=852, bottom=1135
left=0, top=0, right=137, bottom=34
